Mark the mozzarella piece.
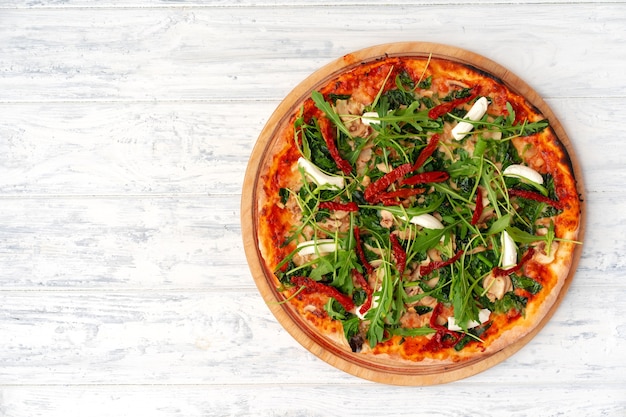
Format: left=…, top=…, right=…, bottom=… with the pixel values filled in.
left=447, top=308, right=491, bottom=331
left=503, top=164, right=544, bottom=185
left=501, top=230, right=518, bottom=268
left=361, top=111, right=381, bottom=126
left=297, top=157, right=345, bottom=189
left=451, top=96, right=489, bottom=141
left=296, top=239, right=337, bottom=256
left=407, top=213, right=445, bottom=230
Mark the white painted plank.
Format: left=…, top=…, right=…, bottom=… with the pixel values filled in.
left=0, top=97, right=620, bottom=196
left=0, top=186, right=614, bottom=289
left=0, top=101, right=267, bottom=196
left=2, top=0, right=623, bottom=8
left=0, top=5, right=624, bottom=101
left=0, top=286, right=622, bottom=385
left=0, top=384, right=623, bottom=417
left=0, top=197, right=244, bottom=289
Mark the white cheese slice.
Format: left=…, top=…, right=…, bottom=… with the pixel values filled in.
left=297, top=157, right=345, bottom=189
left=501, top=230, right=518, bottom=268
left=361, top=111, right=381, bottom=126
left=296, top=239, right=337, bottom=256
left=447, top=308, right=491, bottom=331
left=503, top=164, right=544, bottom=185
left=407, top=213, right=445, bottom=230
left=451, top=96, right=489, bottom=141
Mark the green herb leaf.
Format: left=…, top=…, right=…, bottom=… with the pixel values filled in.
left=311, top=91, right=353, bottom=138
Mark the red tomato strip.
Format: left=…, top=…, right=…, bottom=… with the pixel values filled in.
left=318, top=116, right=353, bottom=175
left=390, top=234, right=407, bottom=275
left=318, top=201, right=359, bottom=212
left=426, top=303, right=462, bottom=351
left=493, top=247, right=536, bottom=277
left=401, top=171, right=450, bottom=186
left=379, top=187, right=426, bottom=206
left=420, top=250, right=463, bottom=277
left=353, top=226, right=374, bottom=275
left=508, top=188, right=563, bottom=209
left=290, top=276, right=355, bottom=311
left=353, top=269, right=373, bottom=315
left=471, top=187, right=484, bottom=226
left=413, top=134, right=440, bottom=170
left=364, top=163, right=413, bottom=203
left=427, top=89, right=478, bottom=119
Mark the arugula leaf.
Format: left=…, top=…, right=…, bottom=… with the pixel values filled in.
left=311, top=91, right=353, bottom=138
left=417, top=75, right=432, bottom=89
left=387, top=326, right=435, bottom=337
left=487, top=214, right=511, bottom=235
left=512, top=274, right=543, bottom=295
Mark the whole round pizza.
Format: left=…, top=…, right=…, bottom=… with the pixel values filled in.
left=242, top=43, right=584, bottom=385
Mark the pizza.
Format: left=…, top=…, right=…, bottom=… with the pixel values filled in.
left=251, top=50, right=582, bottom=369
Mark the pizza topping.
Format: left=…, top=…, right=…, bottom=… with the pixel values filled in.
left=419, top=249, right=463, bottom=277
left=493, top=247, right=536, bottom=278
left=363, top=163, right=413, bottom=203
left=427, top=87, right=478, bottom=119
left=412, top=133, right=440, bottom=170
left=451, top=96, right=490, bottom=140
left=296, top=239, right=338, bottom=256
left=318, top=116, right=353, bottom=175
left=353, top=226, right=374, bottom=275
left=361, top=111, right=381, bottom=126
left=448, top=308, right=491, bottom=331
left=353, top=269, right=374, bottom=316
left=401, top=171, right=450, bottom=186
left=291, top=276, right=355, bottom=312
left=390, top=234, right=407, bottom=275
left=406, top=213, right=445, bottom=230
left=297, top=157, right=345, bottom=189
left=318, top=201, right=359, bottom=212
left=501, top=230, right=518, bottom=268
left=471, top=186, right=484, bottom=225
left=503, top=164, right=544, bottom=185
left=508, top=188, right=564, bottom=209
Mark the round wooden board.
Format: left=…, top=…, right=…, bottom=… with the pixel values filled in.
left=241, top=42, right=585, bottom=385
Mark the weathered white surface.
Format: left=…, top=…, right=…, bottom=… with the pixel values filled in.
left=0, top=1, right=624, bottom=416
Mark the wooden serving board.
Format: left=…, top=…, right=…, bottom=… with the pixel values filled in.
left=241, top=42, right=585, bottom=385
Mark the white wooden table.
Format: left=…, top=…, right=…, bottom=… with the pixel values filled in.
left=1, top=1, right=624, bottom=416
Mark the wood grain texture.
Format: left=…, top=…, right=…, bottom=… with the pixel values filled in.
left=0, top=0, right=624, bottom=415
left=0, top=384, right=624, bottom=417
left=0, top=5, right=625, bottom=101
left=0, top=285, right=622, bottom=385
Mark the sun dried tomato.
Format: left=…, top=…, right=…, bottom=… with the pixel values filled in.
left=353, top=226, right=374, bottom=275
left=471, top=187, right=484, bottom=226
left=426, top=303, right=462, bottom=351
left=420, top=249, right=463, bottom=276
left=363, top=163, right=412, bottom=203
left=508, top=188, right=563, bottom=209
left=378, top=187, right=426, bottom=205
left=290, top=276, right=355, bottom=312
left=390, top=234, right=407, bottom=275
left=401, top=171, right=450, bottom=186
left=353, top=269, right=373, bottom=315
left=427, top=88, right=479, bottom=119
left=412, top=134, right=440, bottom=170
left=493, top=247, right=536, bottom=277
left=318, top=116, right=353, bottom=175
